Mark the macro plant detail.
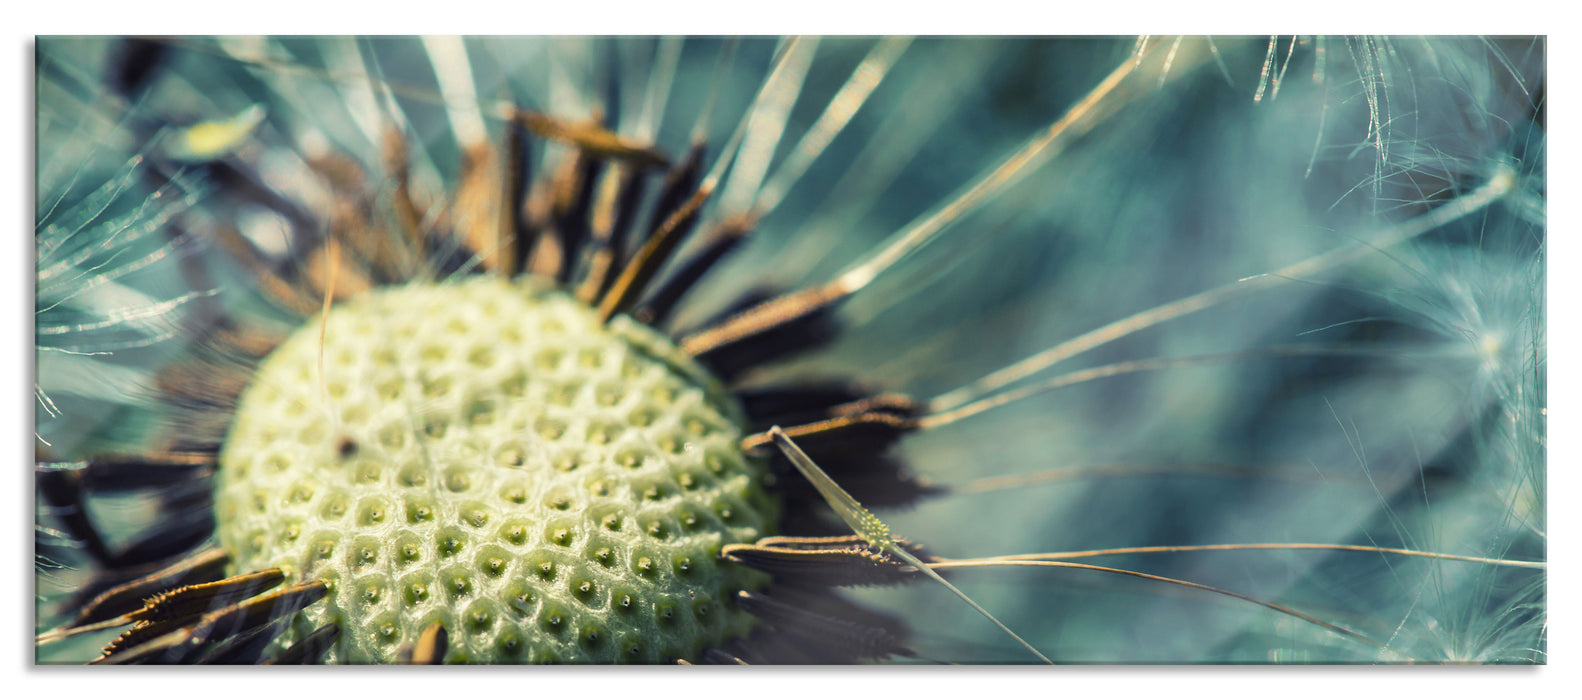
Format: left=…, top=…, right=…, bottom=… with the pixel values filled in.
left=215, top=278, right=777, bottom=663
left=34, top=35, right=1545, bottom=664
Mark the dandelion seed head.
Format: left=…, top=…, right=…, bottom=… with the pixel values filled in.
left=215, top=276, right=777, bottom=663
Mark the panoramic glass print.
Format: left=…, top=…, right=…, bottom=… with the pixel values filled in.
left=35, top=36, right=1545, bottom=664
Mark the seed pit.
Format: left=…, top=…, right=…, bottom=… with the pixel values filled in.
left=501, top=483, right=529, bottom=504
left=406, top=498, right=435, bottom=524
left=467, top=347, right=494, bottom=367
left=403, top=578, right=432, bottom=605
left=443, top=467, right=473, bottom=493
left=496, top=444, right=527, bottom=468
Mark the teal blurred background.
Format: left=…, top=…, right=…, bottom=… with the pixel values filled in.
left=36, top=36, right=1545, bottom=663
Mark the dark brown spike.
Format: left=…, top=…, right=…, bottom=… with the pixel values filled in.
left=681, top=282, right=848, bottom=356
left=152, top=353, right=252, bottom=411
left=830, top=393, right=923, bottom=419
left=306, top=148, right=370, bottom=199
left=209, top=223, right=320, bottom=319
left=499, top=113, right=533, bottom=278
left=679, top=286, right=776, bottom=336
left=401, top=621, right=449, bottom=664
left=95, top=615, right=191, bottom=663
left=149, top=404, right=232, bottom=455
left=553, top=149, right=603, bottom=284
left=93, top=579, right=327, bottom=665
left=207, top=320, right=287, bottom=361
left=577, top=164, right=650, bottom=302
left=752, top=534, right=881, bottom=549
left=128, top=569, right=286, bottom=626
left=644, top=142, right=706, bottom=242
left=741, top=411, right=915, bottom=455
left=108, top=497, right=216, bottom=568
left=264, top=622, right=339, bottom=664
left=512, top=108, right=669, bottom=169
left=452, top=140, right=509, bottom=275
left=82, top=451, right=214, bottom=492
left=92, top=568, right=283, bottom=657
left=522, top=168, right=563, bottom=280
left=321, top=198, right=394, bottom=291
left=302, top=231, right=374, bottom=302
left=633, top=217, right=752, bottom=328
left=604, top=164, right=653, bottom=271
left=574, top=166, right=628, bottom=302
left=524, top=142, right=601, bottom=283
left=38, top=548, right=228, bottom=645
left=306, top=146, right=409, bottom=286
left=597, top=182, right=714, bottom=322
left=736, top=380, right=873, bottom=428
left=93, top=569, right=286, bottom=658
left=134, top=321, right=281, bottom=451
left=379, top=127, right=428, bottom=274
left=681, top=282, right=848, bottom=380
left=745, top=409, right=924, bottom=513
left=735, top=590, right=912, bottom=662
left=191, top=614, right=293, bottom=664
left=739, top=382, right=921, bottom=431
left=89, top=612, right=216, bottom=666
left=722, top=536, right=928, bottom=587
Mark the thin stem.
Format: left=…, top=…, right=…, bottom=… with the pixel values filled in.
left=35, top=616, right=132, bottom=647
left=920, top=344, right=1417, bottom=430
left=716, top=37, right=820, bottom=216
left=35, top=289, right=217, bottom=335
left=950, top=461, right=1334, bottom=493
left=929, top=163, right=1517, bottom=413
left=929, top=558, right=1383, bottom=649
left=835, top=37, right=1211, bottom=293
left=752, top=37, right=913, bottom=216
left=687, top=39, right=739, bottom=145
left=633, top=36, right=684, bottom=144
left=699, top=39, right=800, bottom=193
left=970, top=544, right=1545, bottom=570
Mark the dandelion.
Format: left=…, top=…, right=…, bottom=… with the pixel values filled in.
left=34, top=35, right=1544, bottom=664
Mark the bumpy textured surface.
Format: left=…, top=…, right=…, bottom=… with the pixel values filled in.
left=214, top=276, right=778, bottom=663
